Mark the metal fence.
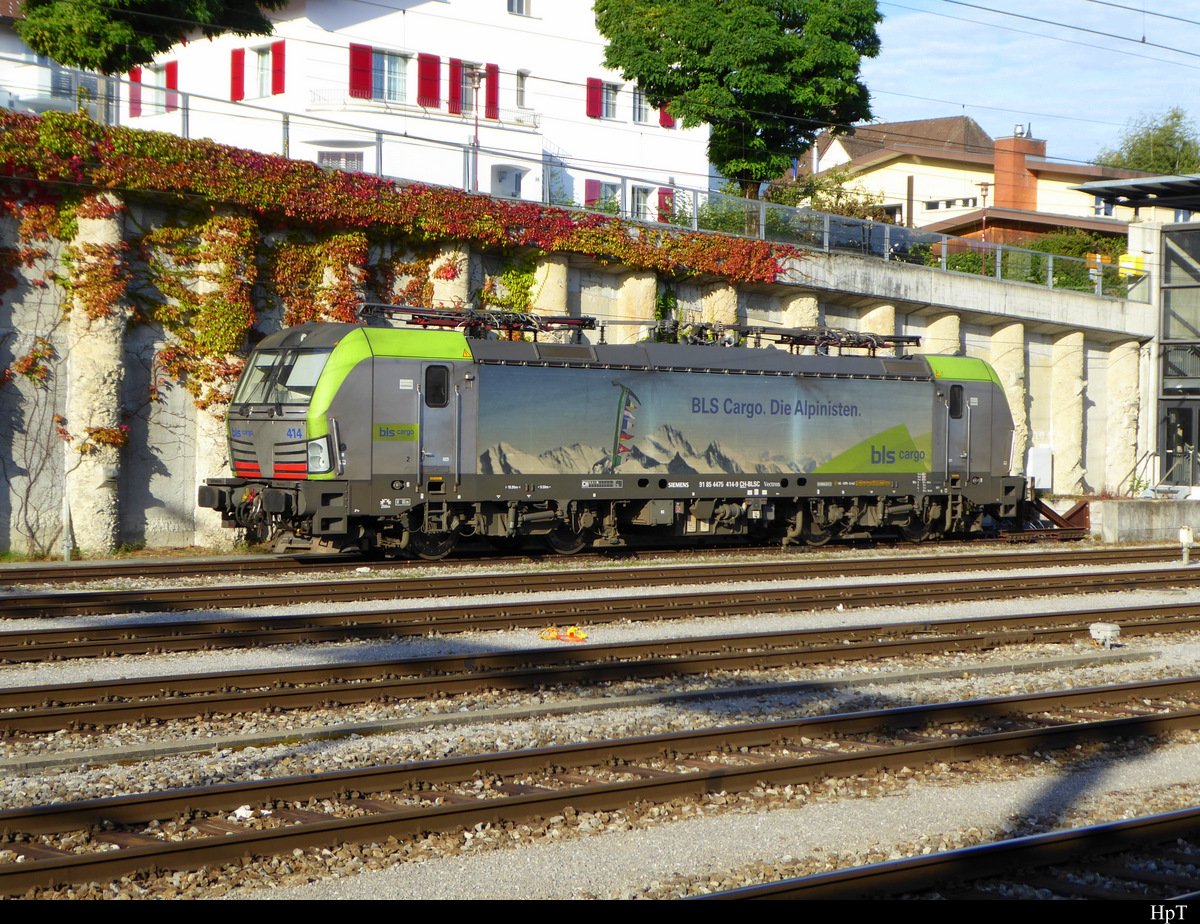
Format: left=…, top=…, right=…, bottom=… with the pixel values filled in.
left=589, top=185, right=1146, bottom=302
left=1, top=57, right=1148, bottom=303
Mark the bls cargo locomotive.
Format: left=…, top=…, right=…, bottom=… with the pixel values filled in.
left=198, top=315, right=1026, bottom=558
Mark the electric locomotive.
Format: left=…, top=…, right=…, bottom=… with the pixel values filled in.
left=197, top=313, right=1026, bottom=557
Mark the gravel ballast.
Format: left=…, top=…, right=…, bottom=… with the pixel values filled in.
left=6, top=552, right=1200, bottom=899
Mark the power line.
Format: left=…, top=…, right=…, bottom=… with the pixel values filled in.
left=12, top=0, right=1185, bottom=173
left=935, top=0, right=1200, bottom=60
left=1081, top=0, right=1200, bottom=29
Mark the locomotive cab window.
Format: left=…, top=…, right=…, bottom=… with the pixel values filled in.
left=232, top=348, right=333, bottom=405
left=425, top=365, right=450, bottom=408
left=948, top=384, right=964, bottom=419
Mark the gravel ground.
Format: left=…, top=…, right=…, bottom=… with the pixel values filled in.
left=229, top=740, right=1200, bottom=900
left=6, top=552, right=1200, bottom=899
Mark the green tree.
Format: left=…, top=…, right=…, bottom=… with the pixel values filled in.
left=767, top=165, right=891, bottom=222
left=594, top=0, right=882, bottom=202
left=16, top=0, right=288, bottom=75
left=1096, top=107, right=1200, bottom=176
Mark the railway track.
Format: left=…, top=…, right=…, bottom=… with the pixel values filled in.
left=702, top=806, right=1200, bottom=900
left=2, top=564, right=1197, bottom=663
left=0, top=545, right=1181, bottom=618
left=4, top=675, right=1200, bottom=897
left=3, top=599, right=1199, bottom=734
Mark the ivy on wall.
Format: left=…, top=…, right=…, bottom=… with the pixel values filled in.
left=0, top=109, right=798, bottom=407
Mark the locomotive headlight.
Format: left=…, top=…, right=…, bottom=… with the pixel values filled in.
left=306, top=436, right=332, bottom=474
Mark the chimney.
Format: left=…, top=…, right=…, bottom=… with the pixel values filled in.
left=994, top=132, right=1045, bottom=211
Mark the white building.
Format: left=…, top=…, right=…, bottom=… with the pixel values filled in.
left=0, top=1, right=712, bottom=214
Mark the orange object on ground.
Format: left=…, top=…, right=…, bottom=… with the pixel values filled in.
left=538, top=625, right=588, bottom=642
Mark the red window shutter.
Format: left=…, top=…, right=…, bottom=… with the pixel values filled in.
left=485, top=63, right=499, bottom=120
left=586, top=78, right=601, bottom=119
left=128, top=67, right=142, bottom=118
left=230, top=49, right=245, bottom=101
left=271, top=41, right=285, bottom=95
left=658, top=105, right=676, bottom=129
left=349, top=44, right=372, bottom=99
left=657, top=187, right=674, bottom=221
left=448, top=58, right=462, bottom=114
left=417, top=54, right=440, bottom=108
left=584, top=179, right=601, bottom=206
left=164, top=60, right=178, bottom=112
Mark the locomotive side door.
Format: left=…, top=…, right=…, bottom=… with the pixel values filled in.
left=945, top=383, right=969, bottom=486
left=417, top=362, right=460, bottom=489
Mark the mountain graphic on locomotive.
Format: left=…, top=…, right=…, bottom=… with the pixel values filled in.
left=197, top=308, right=1026, bottom=558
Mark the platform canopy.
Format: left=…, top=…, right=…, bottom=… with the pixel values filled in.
left=1076, top=175, right=1200, bottom=212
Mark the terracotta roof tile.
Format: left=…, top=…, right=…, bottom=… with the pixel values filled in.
left=829, top=116, right=994, bottom=160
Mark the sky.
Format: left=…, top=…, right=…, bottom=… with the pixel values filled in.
left=858, top=0, right=1200, bottom=166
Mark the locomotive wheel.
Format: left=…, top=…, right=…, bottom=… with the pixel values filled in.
left=410, top=532, right=458, bottom=561
left=544, top=526, right=588, bottom=555
left=800, top=518, right=833, bottom=548
left=898, top=516, right=931, bottom=544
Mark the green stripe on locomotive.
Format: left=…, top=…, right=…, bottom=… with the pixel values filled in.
left=925, top=355, right=1002, bottom=385
left=306, top=327, right=474, bottom=480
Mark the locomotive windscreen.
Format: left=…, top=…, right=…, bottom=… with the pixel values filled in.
left=233, top=348, right=334, bottom=406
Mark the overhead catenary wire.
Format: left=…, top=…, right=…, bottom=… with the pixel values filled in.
left=11, top=0, right=1198, bottom=172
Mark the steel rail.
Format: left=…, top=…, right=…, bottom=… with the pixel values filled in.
left=0, top=546, right=1181, bottom=619
left=4, top=675, right=1200, bottom=895
left=697, top=806, right=1200, bottom=900
left=0, top=543, right=1168, bottom=589
left=2, top=566, right=1199, bottom=665
left=5, top=604, right=1200, bottom=732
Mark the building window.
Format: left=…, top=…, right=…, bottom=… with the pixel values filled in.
left=597, top=181, right=621, bottom=213
left=507, top=0, right=530, bottom=14
left=373, top=51, right=405, bottom=102
left=1178, top=209, right=1195, bottom=223
left=1094, top=196, right=1114, bottom=217
left=253, top=47, right=272, bottom=98
left=142, top=64, right=168, bottom=114
left=233, top=42, right=283, bottom=100
left=925, top=200, right=940, bottom=210
left=632, top=87, right=649, bottom=123
left=460, top=62, right=481, bottom=114
left=961, top=197, right=977, bottom=207
left=516, top=70, right=529, bottom=108
left=602, top=82, right=619, bottom=119
left=631, top=186, right=653, bottom=221
left=318, top=151, right=364, bottom=173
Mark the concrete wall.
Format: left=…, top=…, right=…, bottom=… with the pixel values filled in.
left=0, top=185, right=1155, bottom=553
left=1089, top=500, right=1200, bottom=544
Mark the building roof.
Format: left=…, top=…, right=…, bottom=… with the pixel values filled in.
left=922, top=206, right=1130, bottom=237
left=815, top=116, right=993, bottom=165
left=0, top=1, right=21, bottom=21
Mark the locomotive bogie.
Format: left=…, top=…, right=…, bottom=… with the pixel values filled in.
left=200, top=322, right=1026, bottom=555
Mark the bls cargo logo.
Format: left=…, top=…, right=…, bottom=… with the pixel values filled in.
left=872, top=445, right=927, bottom=464
left=374, top=423, right=418, bottom=441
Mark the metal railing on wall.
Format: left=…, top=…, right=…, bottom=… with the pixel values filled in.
left=0, top=57, right=1148, bottom=303
left=579, top=184, right=1146, bottom=302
